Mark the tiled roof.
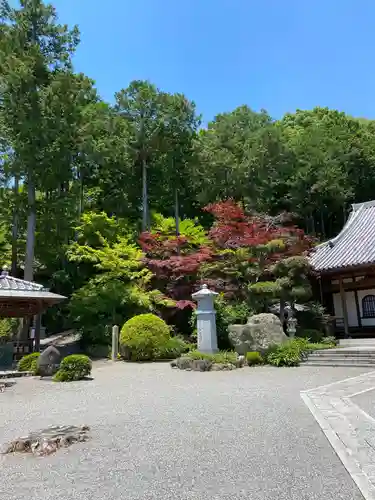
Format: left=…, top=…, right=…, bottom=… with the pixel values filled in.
left=0, top=271, right=44, bottom=291
left=309, top=200, right=375, bottom=272
left=0, top=267, right=66, bottom=300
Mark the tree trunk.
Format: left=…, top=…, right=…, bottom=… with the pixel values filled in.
left=174, top=188, right=180, bottom=237
left=142, top=157, right=148, bottom=231
left=24, top=12, right=38, bottom=283
left=24, top=170, right=36, bottom=282
left=279, top=297, right=287, bottom=334
left=79, top=171, right=84, bottom=218
left=11, top=175, right=19, bottom=277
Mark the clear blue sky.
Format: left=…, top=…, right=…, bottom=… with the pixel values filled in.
left=50, top=0, right=375, bottom=121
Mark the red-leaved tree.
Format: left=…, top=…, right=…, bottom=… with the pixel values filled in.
left=139, top=232, right=212, bottom=309
left=140, top=200, right=315, bottom=323
left=199, top=200, right=315, bottom=299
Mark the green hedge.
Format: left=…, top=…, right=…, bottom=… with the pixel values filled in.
left=17, top=352, right=40, bottom=372
left=53, top=354, right=92, bottom=382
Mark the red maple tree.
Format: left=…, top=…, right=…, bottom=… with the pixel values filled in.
left=200, top=201, right=315, bottom=298
left=139, top=200, right=315, bottom=309
left=204, top=200, right=314, bottom=256
left=139, top=232, right=212, bottom=309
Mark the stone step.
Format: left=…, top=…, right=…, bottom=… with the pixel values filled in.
left=339, top=339, right=375, bottom=346
left=308, top=351, right=375, bottom=358
left=302, top=359, right=375, bottom=367
left=306, top=355, right=375, bottom=363
left=0, top=370, right=32, bottom=379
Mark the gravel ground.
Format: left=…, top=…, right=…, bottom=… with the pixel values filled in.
left=352, top=386, right=375, bottom=421
left=0, top=362, right=370, bottom=500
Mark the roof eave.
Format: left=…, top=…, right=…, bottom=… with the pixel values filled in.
left=313, top=262, right=375, bottom=276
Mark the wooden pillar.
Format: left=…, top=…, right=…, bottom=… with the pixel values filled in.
left=339, top=278, right=350, bottom=338
left=34, top=305, right=42, bottom=352
left=354, top=289, right=362, bottom=329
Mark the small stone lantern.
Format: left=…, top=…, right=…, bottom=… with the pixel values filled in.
left=192, top=284, right=218, bottom=354
left=287, top=316, right=297, bottom=338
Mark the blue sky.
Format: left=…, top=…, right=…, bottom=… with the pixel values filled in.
left=39, top=1, right=375, bottom=121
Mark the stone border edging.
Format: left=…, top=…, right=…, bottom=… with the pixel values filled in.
left=301, top=370, right=375, bottom=500
left=0, top=370, right=33, bottom=379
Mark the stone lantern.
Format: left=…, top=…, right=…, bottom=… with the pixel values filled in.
left=192, top=284, right=218, bottom=354
left=287, top=316, right=297, bottom=338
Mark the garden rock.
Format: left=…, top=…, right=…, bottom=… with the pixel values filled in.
left=1, top=424, right=90, bottom=457
left=37, top=345, right=61, bottom=377
left=228, top=313, right=287, bottom=354
left=210, top=363, right=236, bottom=371
left=191, top=359, right=212, bottom=372
left=175, top=357, right=193, bottom=370
left=235, top=355, right=246, bottom=368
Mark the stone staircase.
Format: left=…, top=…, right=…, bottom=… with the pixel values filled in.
left=303, top=339, right=375, bottom=368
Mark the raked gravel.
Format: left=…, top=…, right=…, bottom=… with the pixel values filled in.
left=0, top=361, right=370, bottom=500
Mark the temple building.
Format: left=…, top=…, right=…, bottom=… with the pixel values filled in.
left=310, top=200, right=375, bottom=338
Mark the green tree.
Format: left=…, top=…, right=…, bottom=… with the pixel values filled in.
left=155, top=93, right=200, bottom=232
left=192, top=106, right=274, bottom=206
left=0, top=0, right=80, bottom=280
left=115, top=81, right=168, bottom=231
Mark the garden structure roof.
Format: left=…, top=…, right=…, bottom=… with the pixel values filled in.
left=0, top=267, right=66, bottom=317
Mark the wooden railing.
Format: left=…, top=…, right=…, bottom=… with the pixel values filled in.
left=12, top=340, right=34, bottom=361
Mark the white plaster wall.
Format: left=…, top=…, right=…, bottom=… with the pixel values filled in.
left=333, top=288, right=375, bottom=327
left=333, top=291, right=358, bottom=327
left=358, top=288, right=375, bottom=326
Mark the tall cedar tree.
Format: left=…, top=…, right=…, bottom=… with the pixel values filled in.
left=0, top=0, right=79, bottom=280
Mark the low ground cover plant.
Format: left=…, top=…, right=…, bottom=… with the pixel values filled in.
left=185, top=350, right=238, bottom=364
left=246, top=351, right=263, bottom=366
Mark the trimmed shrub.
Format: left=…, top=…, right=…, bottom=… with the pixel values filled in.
left=30, top=358, right=40, bottom=376
left=53, top=354, right=92, bottom=382
left=120, top=314, right=170, bottom=361
left=246, top=351, right=263, bottom=366
left=18, top=352, right=40, bottom=372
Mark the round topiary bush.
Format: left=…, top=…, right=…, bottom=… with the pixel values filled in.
left=17, top=352, right=40, bottom=372
left=53, top=354, right=92, bottom=382
left=120, top=313, right=171, bottom=361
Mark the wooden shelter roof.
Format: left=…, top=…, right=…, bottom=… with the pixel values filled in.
left=0, top=268, right=66, bottom=317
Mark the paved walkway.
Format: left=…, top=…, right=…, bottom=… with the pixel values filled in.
left=0, top=363, right=370, bottom=500
left=301, top=370, right=375, bottom=500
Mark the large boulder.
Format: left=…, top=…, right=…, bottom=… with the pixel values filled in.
left=228, top=313, right=288, bottom=354
left=37, top=345, right=61, bottom=377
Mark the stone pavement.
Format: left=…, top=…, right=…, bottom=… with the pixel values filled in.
left=301, top=370, right=375, bottom=500
left=0, top=363, right=370, bottom=500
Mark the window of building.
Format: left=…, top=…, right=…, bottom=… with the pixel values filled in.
left=362, top=295, right=375, bottom=318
